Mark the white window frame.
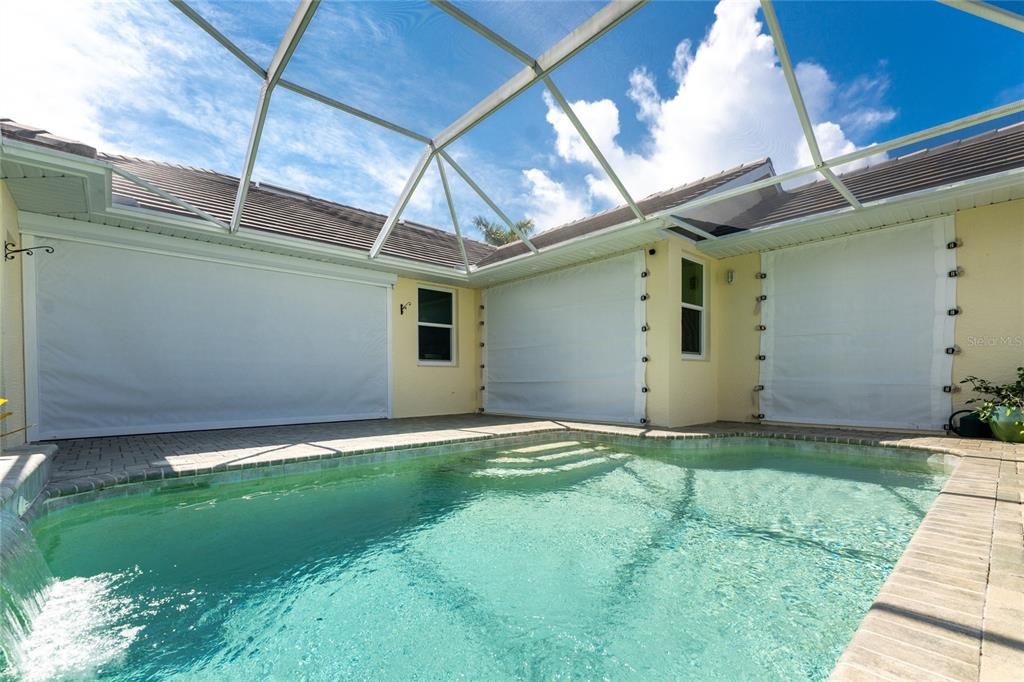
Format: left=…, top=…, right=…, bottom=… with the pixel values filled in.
left=417, top=285, right=457, bottom=366
left=680, top=255, right=707, bottom=360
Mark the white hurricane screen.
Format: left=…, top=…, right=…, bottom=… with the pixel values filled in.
left=483, top=251, right=644, bottom=423
left=759, top=218, right=956, bottom=430
left=29, top=237, right=390, bottom=439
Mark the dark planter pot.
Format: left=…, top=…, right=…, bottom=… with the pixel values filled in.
left=989, top=406, right=1024, bottom=443
left=952, top=411, right=991, bottom=438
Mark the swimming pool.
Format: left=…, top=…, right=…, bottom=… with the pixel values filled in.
left=10, top=436, right=948, bottom=680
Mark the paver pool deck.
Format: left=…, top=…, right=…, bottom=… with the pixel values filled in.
left=19, top=415, right=1024, bottom=681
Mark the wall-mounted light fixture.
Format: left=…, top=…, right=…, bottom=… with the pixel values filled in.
left=725, top=269, right=735, bottom=284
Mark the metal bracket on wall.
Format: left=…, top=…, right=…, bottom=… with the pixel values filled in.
left=4, top=242, right=54, bottom=261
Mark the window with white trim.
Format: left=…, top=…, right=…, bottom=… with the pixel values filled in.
left=681, top=257, right=705, bottom=357
left=417, top=287, right=455, bottom=364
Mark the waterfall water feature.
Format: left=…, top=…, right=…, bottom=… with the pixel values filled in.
left=0, top=511, right=52, bottom=676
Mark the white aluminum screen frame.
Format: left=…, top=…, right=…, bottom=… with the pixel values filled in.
left=758, top=216, right=957, bottom=430
left=22, top=230, right=394, bottom=440
left=160, top=0, right=1023, bottom=264
left=482, top=250, right=646, bottom=424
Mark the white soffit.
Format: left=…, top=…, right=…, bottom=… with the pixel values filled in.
left=5, top=176, right=89, bottom=214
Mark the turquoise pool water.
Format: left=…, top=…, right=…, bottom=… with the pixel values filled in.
left=15, top=438, right=946, bottom=680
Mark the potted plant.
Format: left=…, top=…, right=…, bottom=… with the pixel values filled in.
left=960, top=367, right=1024, bottom=443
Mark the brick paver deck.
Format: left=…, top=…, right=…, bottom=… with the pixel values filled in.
left=38, top=416, right=1024, bottom=681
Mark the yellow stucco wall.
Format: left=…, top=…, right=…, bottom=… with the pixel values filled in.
left=1, top=194, right=1017, bottom=436
left=643, top=241, right=673, bottom=426
left=390, top=277, right=481, bottom=418
left=645, top=238, right=723, bottom=428
left=952, top=199, right=1024, bottom=410
left=715, top=252, right=763, bottom=423
left=645, top=241, right=763, bottom=428
left=0, top=181, right=27, bottom=450
left=647, top=199, right=1024, bottom=429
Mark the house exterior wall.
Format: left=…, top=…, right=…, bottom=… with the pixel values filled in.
left=714, top=252, right=763, bottom=423
left=645, top=238, right=722, bottom=428
left=952, top=198, right=1024, bottom=410
left=1, top=191, right=1018, bottom=437
left=390, top=277, right=481, bottom=418
left=0, top=181, right=27, bottom=450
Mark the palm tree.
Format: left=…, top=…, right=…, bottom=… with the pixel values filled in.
left=472, top=215, right=535, bottom=246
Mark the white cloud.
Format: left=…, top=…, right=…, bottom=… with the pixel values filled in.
left=524, top=0, right=895, bottom=228
left=2, top=0, right=898, bottom=237
left=1, top=0, right=449, bottom=224
left=521, top=169, right=590, bottom=228
left=2, top=1, right=146, bottom=149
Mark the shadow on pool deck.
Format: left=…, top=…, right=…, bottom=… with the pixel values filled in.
left=47, top=414, right=539, bottom=480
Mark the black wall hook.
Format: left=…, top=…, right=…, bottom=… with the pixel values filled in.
left=5, top=242, right=54, bottom=261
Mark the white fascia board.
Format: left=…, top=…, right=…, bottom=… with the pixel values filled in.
left=17, top=212, right=399, bottom=287
left=696, top=166, right=1024, bottom=257
left=95, top=205, right=471, bottom=285
left=26, top=209, right=470, bottom=286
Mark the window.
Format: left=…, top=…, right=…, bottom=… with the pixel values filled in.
left=417, top=287, right=455, bottom=364
left=681, top=257, right=705, bottom=357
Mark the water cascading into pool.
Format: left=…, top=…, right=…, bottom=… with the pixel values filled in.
left=0, top=511, right=52, bottom=674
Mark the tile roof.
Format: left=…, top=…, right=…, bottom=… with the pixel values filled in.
left=4, top=118, right=1023, bottom=270
left=697, top=122, right=1024, bottom=231
left=1, top=118, right=775, bottom=269
left=0, top=118, right=98, bottom=158
left=102, top=156, right=494, bottom=269
left=473, top=158, right=773, bottom=267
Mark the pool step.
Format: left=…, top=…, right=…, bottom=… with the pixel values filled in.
left=473, top=441, right=632, bottom=478
left=504, top=441, right=582, bottom=454
left=486, top=445, right=606, bottom=468
left=473, top=455, right=611, bottom=478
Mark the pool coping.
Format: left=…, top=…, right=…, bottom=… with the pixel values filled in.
left=20, top=419, right=1024, bottom=680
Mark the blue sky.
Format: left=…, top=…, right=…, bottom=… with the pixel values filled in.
left=4, top=0, right=1022, bottom=238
